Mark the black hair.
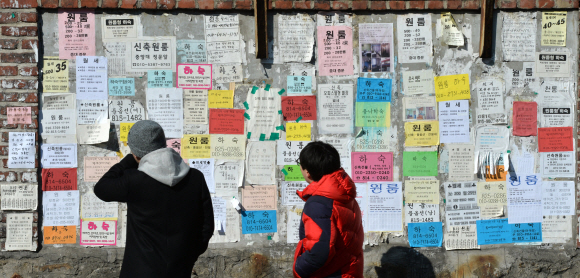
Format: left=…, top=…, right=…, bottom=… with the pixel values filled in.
left=298, top=141, right=341, bottom=181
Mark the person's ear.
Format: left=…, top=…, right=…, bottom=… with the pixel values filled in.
left=132, top=153, right=141, bottom=163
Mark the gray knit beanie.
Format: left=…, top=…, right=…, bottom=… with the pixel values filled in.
left=127, top=120, right=166, bottom=158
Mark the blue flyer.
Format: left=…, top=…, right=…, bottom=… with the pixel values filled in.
left=356, top=77, right=392, bottom=102
left=476, top=219, right=512, bottom=245
left=147, top=70, right=173, bottom=88
left=287, top=76, right=312, bottom=95
left=408, top=222, right=443, bottom=247
left=510, top=223, right=542, bottom=243
left=108, top=78, right=135, bottom=96
left=242, top=210, right=277, bottom=234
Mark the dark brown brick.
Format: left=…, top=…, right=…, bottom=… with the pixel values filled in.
left=331, top=1, right=348, bottom=9
left=370, top=1, right=386, bottom=9
left=140, top=0, right=157, bottom=8
left=216, top=0, right=233, bottom=8
left=20, top=13, right=38, bottom=23
left=41, top=0, right=59, bottom=7
left=447, top=0, right=462, bottom=8
left=0, top=80, right=37, bottom=90
left=0, top=66, right=18, bottom=76
left=160, top=0, right=177, bottom=8
left=409, top=1, right=425, bottom=9
left=19, top=67, right=38, bottom=76
left=0, top=12, right=18, bottom=24
left=199, top=0, right=215, bottom=8
left=0, top=39, right=18, bottom=50
left=235, top=0, right=252, bottom=9
left=389, top=1, right=406, bottom=9
left=80, top=0, right=99, bottom=8
left=103, top=0, right=120, bottom=8
left=427, top=1, right=444, bottom=9
left=352, top=1, right=368, bottom=10
left=0, top=171, right=17, bottom=182
left=22, top=39, right=38, bottom=49
left=1, top=53, right=36, bottom=63
left=498, top=0, right=518, bottom=8
left=20, top=118, right=38, bottom=129
left=0, top=0, right=37, bottom=8
left=0, top=146, right=8, bottom=155
left=294, top=1, right=311, bottom=9
left=538, top=0, right=555, bottom=7
left=313, top=1, right=331, bottom=9
left=1, top=26, right=38, bottom=37
left=61, top=0, right=78, bottom=7
left=274, top=0, right=293, bottom=8
left=462, top=0, right=479, bottom=8
left=178, top=0, right=196, bottom=8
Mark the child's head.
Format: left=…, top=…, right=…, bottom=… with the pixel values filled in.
left=298, top=141, right=341, bottom=182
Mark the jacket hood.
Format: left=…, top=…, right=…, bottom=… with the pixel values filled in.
left=297, top=168, right=356, bottom=203
left=138, top=148, right=189, bottom=187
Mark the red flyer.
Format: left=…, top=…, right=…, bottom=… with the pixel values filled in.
left=538, top=127, right=573, bottom=152
left=281, top=96, right=317, bottom=121
left=41, top=168, right=77, bottom=191
left=209, top=109, right=245, bottom=134
left=513, top=101, right=537, bottom=136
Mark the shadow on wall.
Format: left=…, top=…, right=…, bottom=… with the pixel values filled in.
left=374, top=247, right=435, bottom=278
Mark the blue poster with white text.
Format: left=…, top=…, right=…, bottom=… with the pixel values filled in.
left=242, top=210, right=277, bottom=234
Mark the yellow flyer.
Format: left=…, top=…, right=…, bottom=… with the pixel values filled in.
left=434, top=74, right=470, bottom=102
left=181, top=134, right=211, bottom=158
left=541, top=11, right=566, bottom=46
left=43, top=57, right=69, bottom=92
left=119, top=123, right=134, bottom=142
left=286, top=123, right=311, bottom=141
left=208, top=90, right=234, bottom=108
left=404, top=121, right=439, bottom=146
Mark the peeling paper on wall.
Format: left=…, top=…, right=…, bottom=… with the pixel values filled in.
left=474, top=126, right=509, bottom=180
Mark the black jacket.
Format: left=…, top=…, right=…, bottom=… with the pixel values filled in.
left=94, top=152, right=214, bottom=278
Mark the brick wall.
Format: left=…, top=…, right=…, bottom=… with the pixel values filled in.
left=0, top=1, right=39, bottom=249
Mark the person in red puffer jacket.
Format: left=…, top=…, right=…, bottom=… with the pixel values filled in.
left=293, top=141, right=364, bottom=278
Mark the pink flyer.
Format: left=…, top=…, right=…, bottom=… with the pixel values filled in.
left=317, top=26, right=353, bottom=76
left=58, top=9, right=96, bottom=59
left=351, top=152, right=393, bottom=182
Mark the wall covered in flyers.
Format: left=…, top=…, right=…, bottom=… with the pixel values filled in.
left=1, top=6, right=574, bottom=274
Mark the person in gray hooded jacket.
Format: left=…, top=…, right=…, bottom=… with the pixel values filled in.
left=94, top=120, right=214, bottom=278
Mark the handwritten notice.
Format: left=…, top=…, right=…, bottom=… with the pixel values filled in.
left=357, top=78, right=392, bottom=102
left=275, top=14, right=315, bottom=63
left=540, top=152, right=574, bottom=178
left=538, top=127, right=573, bottom=152
left=84, top=157, right=120, bottom=182
left=317, top=84, right=354, bottom=134
left=81, top=192, right=118, bottom=220
left=80, top=220, right=117, bottom=246
left=507, top=173, right=542, bottom=224
left=542, top=181, right=574, bottom=215
left=359, top=23, right=394, bottom=73
left=281, top=96, right=317, bottom=121
left=287, top=76, right=312, bottom=95
left=367, top=182, right=403, bottom=232
left=1, top=184, right=37, bottom=210
left=242, top=210, right=277, bottom=234
left=177, top=39, right=207, bottom=63
left=283, top=165, right=305, bottom=181
left=281, top=181, right=308, bottom=205
left=204, top=15, right=242, bottom=64
left=408, top=222, right=443, bottom=247
left=351, top=152, right=393, bottom=182
left=76, top=56, right=108, bottom=100
left=8, top=132, right=35, bottom=169
left=44, top=226, right=76, bottom=244
left=7, top=107, right=31, bottom=125
left=181, top=134, right=211, bottom=158
left=58, top=10, right=96, bottom=59
left=439, top=100, right=469, bottom=143
left=541, top=11, right=566, bottom=46
left=43, top=190, right=80, bottom=226
left=403, top=70, right=435, bottom=95
left=208, top=90, right=234, bottom=108
left=286, top=123, right=311, bottom=141
left=317, top=25, right=353, bottom=76
left=189, top=159, right=215, bottom=193
left=405, top=203, right=440, bottom=225
left=6, top=213, right=33, bottom=251
left=213, top=64, right=242, bottom=83
left=214, top=161, right=244, bottom=195
left=246, top=141, right=276, bottom=185
left=476, top=219, right=511, bottom=245
left=404, top=121, right=439, bottom=146
left=402, top=151, right=438, bottom=177
left=209, top=109, right=244, bottom=134
left=405, top=180, right=439, bottom=204
left=43, top=58, right=69, bottom=92
left=434, top=74, right=470, bottom=102
left=475, top=78, right=506, bottom=125
left=41, top=144, right=77, bottom=168
left=41, top=168, right=77, bottom=191
left=77, top=122, right=110, bottom=145
left=241, top=185, right=277, bottom=210
left=502, top=13, right=536, bottom=61
left=108, top=99, right=145, bottom=124
left=276, top=140, right=308, bottom=165
left=210, top=134, right=246, bottom=160
left=287, top=209, right=302, bottom=244
left=355, top=102, right=391, bottom=127
left=177, top=64, right=212, bottom=89
left=448, top=144, right=475, bottom=181
left=513, top=101, right=537, bottom=136
left=397, top=14, right=433, bottom=63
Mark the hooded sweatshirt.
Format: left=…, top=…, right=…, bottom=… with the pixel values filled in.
left=293, top=169, right=364, bottom=278
left=94, top=148, right=214, bottom=278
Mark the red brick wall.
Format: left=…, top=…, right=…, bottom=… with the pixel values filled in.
left=0, top=1, right=39, bottom=249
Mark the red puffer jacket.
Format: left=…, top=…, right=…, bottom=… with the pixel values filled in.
left=293, top=169, right=364, bottom=278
